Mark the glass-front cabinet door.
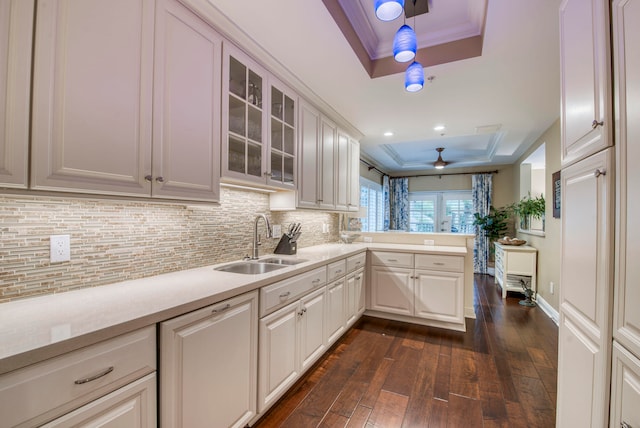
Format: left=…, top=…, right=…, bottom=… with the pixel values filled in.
left=222, top=44, right=267, bottom=184
left=268, top=79, right=296, bottom=189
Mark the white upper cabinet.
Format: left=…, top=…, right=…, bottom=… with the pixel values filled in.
left=348, top=137, right=360, bottom=212
left=151, top=0, right=222, bottom=201
left=222, top=43, right=269, bottom=186
left=297, top=99, right=321, bottom=208
left=267, top=78, right=297, bottom=189
left=319, top=116, right=337, bottom=210
left=31, top=0, right=156, bottom=196
left=0, top=0, right=33, bottom=189
left=335, top=130, right=349, bottom=211
left=31, top=0, right=222, bottom=201
left=612, top=0, right=640, bottom=360
left=559, top=0, right=612, bottom=166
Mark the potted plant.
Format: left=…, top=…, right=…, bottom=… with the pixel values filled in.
left=514, top=194, right=545, bottom=230
left=473, top=205, right=514, bottom=262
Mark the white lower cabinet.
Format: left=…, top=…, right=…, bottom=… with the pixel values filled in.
left=0, top=326, right=156, bottom=427
left=258, top=287, right=325, bottom=413
left=346, top=267, right=365, bottom=327
left=414, top=269, right=464, bottom=325
left=325, top=278, right=346, bottom=345
left=369, top=251, right=466, bottom=331
left=160, top=291, right=258, bottom=428
left=610, top=341, right=640, bottom=428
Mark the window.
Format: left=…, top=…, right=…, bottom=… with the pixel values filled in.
left=360, top=177, right=384, bottom=232
left=410, top=191, right=474, bottom=234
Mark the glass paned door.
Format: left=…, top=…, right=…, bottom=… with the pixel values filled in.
left=226, top=54, right=264, bottom=178
left=269, top=84, right=295, bottom=186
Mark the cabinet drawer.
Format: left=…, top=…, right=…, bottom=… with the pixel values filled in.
left=327, top=259, right=347, bottom=282
left=370, top=251, right=414, bottom=268
left=415, top=254, right=464, bottom=272
left=261, top=266, right=327, bottom=316
left=346, top=252, right=366, bottom=273
left=0, top=326, right=156, bottom=428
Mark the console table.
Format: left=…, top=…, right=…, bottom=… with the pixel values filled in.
left=494, top=243, right=537, bottom=299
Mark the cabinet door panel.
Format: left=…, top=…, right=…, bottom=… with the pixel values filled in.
left=370, top=266, right=413, bottom=316
left=414, top=270, right=463, bottom=324
left=297, top=100, right=320, bottom=208
left=319, top=117, right=336, bottom=210
left=613, top=0, right=640, bottom=360
left=161, top=292, right=258, bottom=428
left=259, top=301, right=299, bottom=412
left=300, top=288, right=326, bottom=371
left=559, top=0, right=611, bottom=166
left=0, top=0, right=33, bottom=188
left=335, top=131, right=349, bottom=211
left=610, top=341, right=640, bottom=428
left=326, top=279, right=346, bottom=345
left=31, top=0, right=155, bottom=195
left=152, top=0, right=221, bottom=201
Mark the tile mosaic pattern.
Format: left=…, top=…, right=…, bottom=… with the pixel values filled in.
left=0, top=188, right=339, bottom=302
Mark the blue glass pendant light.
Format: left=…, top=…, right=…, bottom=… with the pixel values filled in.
left=393, top=24, right=417, bottom=62
left=375, top=0, right=404, bottom=21
left=405, top=61, right=424, bottom=92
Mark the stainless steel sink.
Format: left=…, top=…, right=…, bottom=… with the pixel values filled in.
left=214, top=262, right=287, bottom=275
left=258, top=257, right=308, bottom=266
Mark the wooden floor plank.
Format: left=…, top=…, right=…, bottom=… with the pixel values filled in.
left=366, top=390, right=409, bottom=428
left=447, top=393, right=483, bottom=428
left=345, top=405, right=372, bottom=428
left=401, top=342, right=440, bottom=428
left=449, top=347, right=480, bottom=399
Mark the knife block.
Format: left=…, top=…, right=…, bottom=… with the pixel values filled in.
left=274, top=235, right=297, bottom=255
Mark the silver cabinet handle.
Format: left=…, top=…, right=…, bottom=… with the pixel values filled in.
left=155, top=176, right=165, bottom=183
left=355, top=276, right=362, bottom=280
left=594, top=169, right=606, bottom=177
left=144, top=175, right=152, bottom=182
left=297, top=307, right=307, bottom=316
left=74, top=366, right=114, bottom=385
left=621, top=422, right=631, bottom=428
left=212, top=303, right=231, bottom=314
left=279, top=291, right=291, bottom=298
left=336, top=269, right=342, bottom=274
left=433, top=262, right=445, bottom=266
left=312, top=279, right=321, bottom=284
left=592, top=119, right=604, bottom=129
left=387, top=259, right=398, bottom=262
left=355, top=261, right=362, bottom=265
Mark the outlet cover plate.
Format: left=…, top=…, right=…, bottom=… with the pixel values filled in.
left=50, top=234, right=70, bottom=263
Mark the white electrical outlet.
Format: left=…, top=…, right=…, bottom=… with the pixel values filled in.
left=50, top=234, right=71, bottom=263
left=424, top=239, right=435, bottom=246
left=364, top=236, right=373, bottom=243
left=322, top=223, right=329, bottom=234
left=272, top=224, right=282, bottom=238
left=550, top=281, right=554, bottom=294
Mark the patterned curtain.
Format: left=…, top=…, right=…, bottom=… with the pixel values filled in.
left=389, top=177, right=409, bottom=231
left=382, top=175, right=390, bottom=231
left=472, top=174, right=493, bottom=274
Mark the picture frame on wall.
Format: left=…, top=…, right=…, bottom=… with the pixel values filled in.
left=552, top=170, right=561, bottom=218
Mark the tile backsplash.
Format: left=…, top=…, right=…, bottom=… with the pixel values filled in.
left=0, top=188, right=339, bottom=302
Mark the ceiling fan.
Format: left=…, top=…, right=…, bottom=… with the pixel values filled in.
left=433, top=147, right=449, bottom=169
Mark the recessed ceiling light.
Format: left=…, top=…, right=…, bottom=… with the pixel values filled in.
left=384, top=131, right=394, bottom=137
left=434, top=125, right=445, bottom=131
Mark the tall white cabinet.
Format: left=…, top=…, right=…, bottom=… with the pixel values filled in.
left=611, top=0, right=640, bottom=426
left=31, top=0, right=222, bottom=202
left=556, top=0, right=615, bottom=426
left=0, top=0, right=33, bottom=189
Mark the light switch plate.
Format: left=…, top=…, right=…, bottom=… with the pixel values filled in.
left=272, top=224, right=282, bottom=238
left=50, top=234, right=70, bottom=263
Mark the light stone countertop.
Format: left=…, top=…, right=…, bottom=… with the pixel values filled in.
left=0, top=242, right=466, bottom=375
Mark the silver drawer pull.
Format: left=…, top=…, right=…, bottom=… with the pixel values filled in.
left=279, top=291, right=291, bottom=298
left=594, top=169, right=606, bottom=177
left=312, top=279, right=321, bottom=284
left=212, top=303, right=231, bottom=314
left=336, top=269, right=342, bottom=274
left=592, top=119, right=604, bottom=129
left=387, top=259, right=398, bottom=262
left=74, top=366, right=114, bottom=385
left=433, top=262, right=445, bottom=266
left=355, top=261, right=362, bottom=265
left=355, top=276, right=361, bottom=280
left=621, top=422, right=631, bottom=428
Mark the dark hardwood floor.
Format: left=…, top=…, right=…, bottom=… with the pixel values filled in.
left=253, top=274, right=558, bottom=428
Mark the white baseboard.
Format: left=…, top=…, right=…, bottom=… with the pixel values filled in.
left=536, top=294, right=559, bottom=325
